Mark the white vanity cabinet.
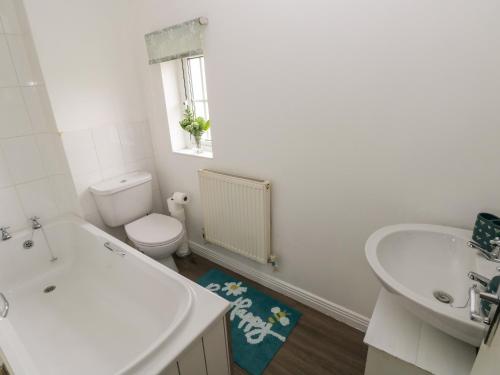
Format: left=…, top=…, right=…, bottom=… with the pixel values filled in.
left=161, top=317, right=232, bottom=375
left=0, top=349, right=12, bottom=375
left=364, top=291, right=476, bottom=375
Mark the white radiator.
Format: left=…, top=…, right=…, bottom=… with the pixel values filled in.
left=198, top=169, right=272, bottom=264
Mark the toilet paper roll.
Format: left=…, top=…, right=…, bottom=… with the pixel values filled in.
left=166, top=195, right=191, bottom=257
left=167, top=198, right=186, bottom=222
left=170, top=208, right=186, bottom=223
left=172, top=192, right=189, bottom=205
left=166, top=197, right=177, bottom=212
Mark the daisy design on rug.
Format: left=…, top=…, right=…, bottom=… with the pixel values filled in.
left=222, top=281, right=247, bottom=296
left=268, top=307, right=291, bottom=326
left=205, top=283, right=221, bottom=292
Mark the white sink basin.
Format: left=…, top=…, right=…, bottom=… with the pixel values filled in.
left=366, top=224, right=498, bottom=346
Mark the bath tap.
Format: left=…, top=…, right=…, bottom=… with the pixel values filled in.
left=0, top=227, right=11, bottom=241
left=467, top=271, right=490, bottom=287
left=30, top=216, right=42, bottom=230
left=491, top=238, right=500, bottom=251
left=467, top=240, right=500, bottom=263
left=104, top=242, right=126, bottom=257
left=0, top=292, right=9, bottom=318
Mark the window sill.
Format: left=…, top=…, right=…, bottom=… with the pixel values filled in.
left=173, top=148, right=213, bottom=159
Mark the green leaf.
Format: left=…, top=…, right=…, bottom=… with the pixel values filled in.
left=195, top=117, right=210, bottom=132
left=180, top=106, right=211, bottom=137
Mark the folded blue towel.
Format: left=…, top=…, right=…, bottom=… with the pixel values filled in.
left=472, top=213, right=500, bottom=252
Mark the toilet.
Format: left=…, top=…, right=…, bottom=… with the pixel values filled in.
left=89, top=171, right=184, bottom=271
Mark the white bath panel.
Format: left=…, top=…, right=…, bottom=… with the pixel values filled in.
left=203, top=318, right=231, bottom=375
left=160, top=364, right=179, bottom=375
left=177, top=339, right=207, bottom=375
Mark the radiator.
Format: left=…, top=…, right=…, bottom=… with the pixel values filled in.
left=198, top=169, right=272, bottom=264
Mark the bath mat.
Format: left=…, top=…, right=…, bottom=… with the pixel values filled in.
left=197, top=269, right=301, bottom=375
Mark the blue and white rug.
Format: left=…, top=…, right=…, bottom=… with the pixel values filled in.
left=197, top=269, right=301, bottom=375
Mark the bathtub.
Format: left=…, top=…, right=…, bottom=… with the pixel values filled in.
left=0, top=215, right=230, bottom=375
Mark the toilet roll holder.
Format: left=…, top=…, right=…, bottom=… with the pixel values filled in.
left=167, top=192, right=191, bottom=257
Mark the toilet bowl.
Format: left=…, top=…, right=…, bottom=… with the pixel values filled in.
left=125, top=213, right=184, bottom=271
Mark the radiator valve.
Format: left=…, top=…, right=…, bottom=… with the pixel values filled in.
left=268, top=254, right=278, bottom=269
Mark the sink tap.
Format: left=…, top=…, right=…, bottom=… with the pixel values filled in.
left=468, top=240, right=500, bottom=263
left=0, top=227, right=11, bottom=241
left=468, top=271, right=491, bottom=287
left=30, top=216, right=42, bottom=230
left=491, top=237, right=500, bottom=251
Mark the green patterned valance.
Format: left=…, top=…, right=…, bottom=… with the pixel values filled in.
left=145, top=17, right=208, bottom=65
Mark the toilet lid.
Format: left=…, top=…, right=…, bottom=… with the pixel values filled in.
left=125, top=213, right=183, bottom=246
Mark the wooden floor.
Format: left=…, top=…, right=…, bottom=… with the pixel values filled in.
left=176, top=254, right=368, bottom=375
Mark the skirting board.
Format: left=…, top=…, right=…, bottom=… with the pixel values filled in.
left=189, top=240, right=370, bottom=332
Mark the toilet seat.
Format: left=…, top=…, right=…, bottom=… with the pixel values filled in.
left=125, top=213, right=184, bottom=247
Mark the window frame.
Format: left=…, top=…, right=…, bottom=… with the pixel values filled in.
left=181, top=55, right=212, bottom=147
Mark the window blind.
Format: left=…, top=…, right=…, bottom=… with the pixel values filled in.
left=145, top=17, right=208, bottom=65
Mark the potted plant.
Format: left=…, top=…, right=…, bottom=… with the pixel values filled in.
left=179, top=106, right=210, bottom=153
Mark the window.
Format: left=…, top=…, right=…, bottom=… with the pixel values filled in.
left=160, top=55, right=213, bottom=158
left=182, top=56, right=211, bottom=143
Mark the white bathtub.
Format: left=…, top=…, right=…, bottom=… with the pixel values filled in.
left=0, top=215, right=229, bottom=375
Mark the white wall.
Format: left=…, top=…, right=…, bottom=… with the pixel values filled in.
left=22, top=0, right=163, bottom=239
left=130, top=0, right=500, bottom=318
left=16, top=0, right=500, bottom=320
left=0, top=0, right=77, bottom=231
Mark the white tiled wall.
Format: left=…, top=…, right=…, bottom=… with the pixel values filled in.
left=6, top=0, right=163, bottom=241
left=0, top=0, right=78, bottom=231
left=64, top=122, right=163, bottom=239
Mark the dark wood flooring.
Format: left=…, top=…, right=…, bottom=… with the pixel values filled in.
left=176, top=254, right=367, bottom=375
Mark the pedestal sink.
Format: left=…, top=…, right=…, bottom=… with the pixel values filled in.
left=366, top=224, right=498, bottom=346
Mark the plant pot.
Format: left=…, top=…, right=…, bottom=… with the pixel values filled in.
left=192, top=135, right=202, bottom=154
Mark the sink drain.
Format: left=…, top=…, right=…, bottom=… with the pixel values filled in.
left=433, top=290, right=454, bottom=304
left=43, top=285, right=56, bottom=294
left=23, top=240, right=34, bottom=249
